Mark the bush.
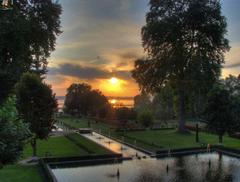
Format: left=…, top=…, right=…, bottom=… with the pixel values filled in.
left=137, top=109, right=154, bottom=128
left=0, top=97, right=30, bottom=164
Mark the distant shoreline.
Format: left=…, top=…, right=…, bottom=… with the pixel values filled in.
left=56, top=96, right=134, bottom=100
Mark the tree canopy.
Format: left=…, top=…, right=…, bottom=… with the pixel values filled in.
left=205, top=83, right=233, bottom=143
left=132, top=0, right=229, bottom=133
left=224, top=75, right=240, bottom=133
left=64, top=83, right=110, bottom=118
left=0, top=0, right=62, bottom=104
left=16, top=73, right=57, bottom=156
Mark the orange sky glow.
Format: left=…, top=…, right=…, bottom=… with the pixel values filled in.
left=46, top=0, right=240, bottom=98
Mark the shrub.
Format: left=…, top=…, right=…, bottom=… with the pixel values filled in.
left=137, top=109, right=154, bottom=128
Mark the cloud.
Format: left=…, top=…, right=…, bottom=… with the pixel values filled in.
left=48, top=63, right=131, bottom=80
left=224, top=63, right=240, bottom=69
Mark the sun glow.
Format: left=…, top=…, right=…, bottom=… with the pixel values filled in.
left=110, top=99, right=117, bottom=104
left=98, top=77, right=126, bottom=95
left=109, top=77, right=118, bottom=85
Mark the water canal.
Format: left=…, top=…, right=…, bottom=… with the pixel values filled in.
left=51, top=125, right=240, bottom=182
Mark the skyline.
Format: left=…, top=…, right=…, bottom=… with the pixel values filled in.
left=46, top=0, right=240, bottom=97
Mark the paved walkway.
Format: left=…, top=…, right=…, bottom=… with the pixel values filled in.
left=82, top=132, right=149, bottom=159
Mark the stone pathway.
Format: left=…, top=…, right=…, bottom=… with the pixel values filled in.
left=82, top=132, right=149, bottom=159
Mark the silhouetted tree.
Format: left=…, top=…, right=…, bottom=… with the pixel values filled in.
left=16, top=73, right=57, bottom=156
left=132, top=0, right=229, bottom=133
left=0, top=0, right=62, bottom=104
left=64, top=83, right=109, bottom=117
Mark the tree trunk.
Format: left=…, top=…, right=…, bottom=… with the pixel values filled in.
left=31, top=138, right=37, bottom=157
left=196, top=123, right=199, bottom=143
left=178, top=85, right=187, bottom=133
left=0, top=160, right=3, bottom=169
left=219, top=134, right=223, bottom=144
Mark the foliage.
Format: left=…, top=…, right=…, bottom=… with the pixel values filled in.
left=224, top=74, right=240, bottom=96
left=224, top=74, right=240, bottom=133
left=134, top=93, right=151, bottom=111
left=132, top=0, right=229, bottom=133
left=0, top=97, right=30, bottom=164
left=64, top=83, right=110, bottom=117
left=152, top=84, right=175, bottom=121
left=205, top=83, right=233, bottom=143
left=115, top=107, right=137, bottom=126
left=16, top=73, right=57, bottom=156
left=0, top=0, right=62, bottom=104
left=137, top=109, right=154, bottom=128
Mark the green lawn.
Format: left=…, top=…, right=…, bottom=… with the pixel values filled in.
left=66, top=134, right=111, bottom=155
left=58, top=116, right=89, bottom=128
left=58, top=116, right=240, bottom=152
left=123, top=130, right=240, bottom=152
left=23, top=134, right=112, bottom=158
left=22, top=136, right=88, bottom=158
left=16, top=133, right=112, bottom=182
left=0, top=165, right=43, bottom=182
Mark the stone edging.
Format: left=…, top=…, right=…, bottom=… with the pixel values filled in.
left=93, top=130, right=155, bottom=157
left=39, top=154, right=122, bottom=182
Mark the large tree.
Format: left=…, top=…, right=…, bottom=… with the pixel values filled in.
left=0, top=0, right=62, bottom=104
left=64, top=83, right=109, bottom=117
left=132, top=0, right=229, bottom=133
left=16, top=73, right=57, bottom=156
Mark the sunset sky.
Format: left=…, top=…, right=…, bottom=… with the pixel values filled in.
left=46, top=0, right=240, bottom=97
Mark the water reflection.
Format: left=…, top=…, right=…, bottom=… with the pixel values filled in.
left=82, top=132, right=147, bottom=158
left=52, top=153, right=240, bottom=182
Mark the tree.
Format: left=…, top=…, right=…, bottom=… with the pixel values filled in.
left=205, top=84, right=233, bottom=143
left=64, top=83, right=92, bottom=116
left=0, top=97, right=30, bottom=165
left=16, top=73, right=57, bottom=156
left=224, top=74, right=240, bottom=96
left=224, top=74, right=240, bottom=133
left=0, top=0, right=62, bottom=104
left=87, top=89, right=110, bottom=118
left=152, top=84, right=175, bottom=121
left=134, top=93, right=151, bottom=111
left=132, top=0, right=229, bottom=133
left=137, top=109, right=154, bottom=128
left=64, top=83, right=109, bottom=117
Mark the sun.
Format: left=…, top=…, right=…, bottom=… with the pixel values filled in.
left=99, top=77, right=126, bottom=95
left=110, top=99, right=117, bottom=104
left=109, top=77, right=118, bottom=85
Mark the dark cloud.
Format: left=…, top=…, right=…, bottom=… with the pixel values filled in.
left=224, top=63, right=240, bottom=68
left=119, top=52, right=139, bottom=60
left=48, top=63, right=131, bottom=80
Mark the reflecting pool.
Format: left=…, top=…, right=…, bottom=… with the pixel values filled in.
left=51, top=152, right=240, bottom=182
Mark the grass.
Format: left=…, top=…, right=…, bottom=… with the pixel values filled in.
left=16, top=133, right=111, bottom=182
left=58, top=116, right=240, bottom=152
left=123, top=130, right=240, bottom=152
left=0, top=165, right=43, bottom=182
left=58, top=116, right=89, bottom=128
left=22, top=136, right=88, bottom=158
left=66, top=134, right=111, bottom=155
left=23, top=134, right=112, bottom=158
